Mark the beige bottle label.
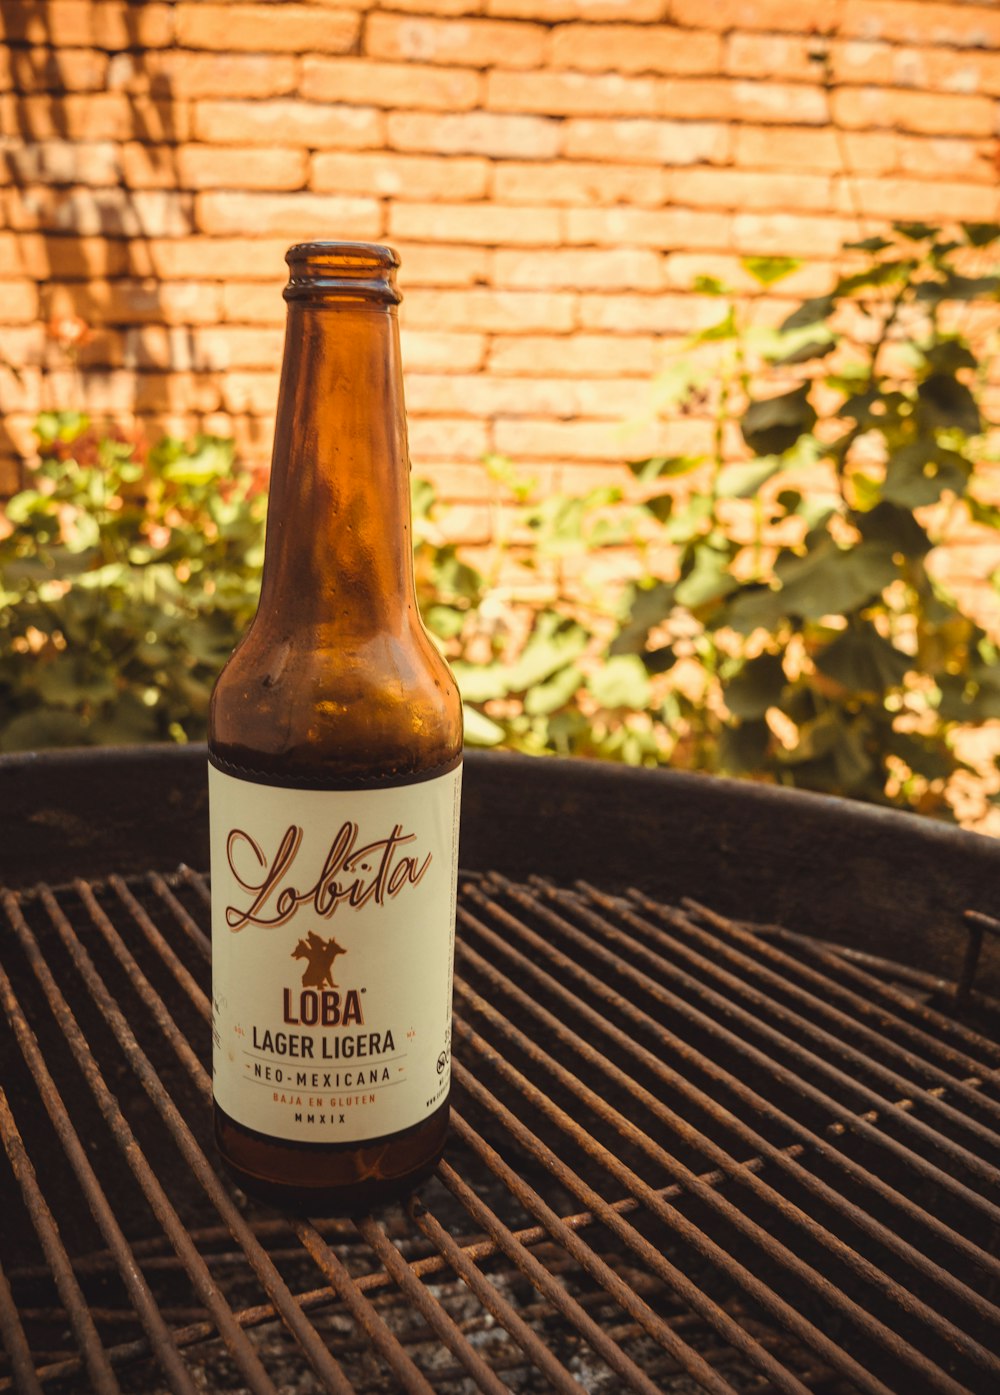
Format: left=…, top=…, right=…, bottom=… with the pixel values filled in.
left=209, top=763, right=461, bottom=1144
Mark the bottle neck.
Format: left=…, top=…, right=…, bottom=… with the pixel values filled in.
left=257, top=298, right=416, bottom=636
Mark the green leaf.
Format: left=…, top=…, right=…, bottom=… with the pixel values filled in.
left=716, top=457, right=783, bottom=499
left=883, top=443, right=969, bottom=508
left=815, top=625, right=911, bottom=693
left=886, top=730, right=955, bottom=782
left=775, top=539, right=899, bottom=619
left=524, top=663, right=583, bottom=715
left=505, top=614, right=589, bottom=692
left=843, top=236, right=893, bottom=253
left=723, top=585, right=788, bottom=635
left=916, top=373, right=981, bottom=437
left=742, top=255, right=801, bottom=286
left=0, top=709, right=90, bottom=752
left=894, top=221, right=937, bottom=242
left=718, top=718, right=771, bottom=774
left=692, top=274, right=730, bottom=296
left=854, top=501, right=932, bottom=557
left=644, top=492, right=673, bottom=523
left=741, top=385, right=816, bottom=457
left=610, top=581, right=675, bottom=656
left=35, top=659, right=118, bottom=707
left=725, top=652, right=786, bottom=719
left=674, top=546, right=738, bottom=610
left=962, top=222, right=1000, bottom=248
left=642, top=645, right=676, bottom=675
left=922, top=340, right=976, bottom=375
left=588, top=655, right=651, bottom=710
left=628, top=454, right=705, bottom=483
left=780, top=295, right=834, bottom=332
left=694, top=307, right=737, bottom=342
left=425, top=605, right=465, bottom=640
left=451, top=662, right=510, bottom=703
left=461, top=705, right=506, bottom=747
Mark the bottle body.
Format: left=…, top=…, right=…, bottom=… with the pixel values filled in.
left=208, top=244, right=462, bottom=1211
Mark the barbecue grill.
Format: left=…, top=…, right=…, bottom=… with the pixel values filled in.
left=1, top=745, right=999, bottom=1395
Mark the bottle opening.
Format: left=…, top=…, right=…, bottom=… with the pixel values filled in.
left=284, top=242, right=401, bottom=304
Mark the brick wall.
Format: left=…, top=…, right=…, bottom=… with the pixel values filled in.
left=1, top=0, right=999, bottom=533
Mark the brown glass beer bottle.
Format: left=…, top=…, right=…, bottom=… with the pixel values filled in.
left=208, top=243, right=462, bottom=1212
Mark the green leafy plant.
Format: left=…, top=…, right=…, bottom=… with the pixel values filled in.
left=2, top=223, right=998, bottom=824
left=0, top=413, right=264, bottom=748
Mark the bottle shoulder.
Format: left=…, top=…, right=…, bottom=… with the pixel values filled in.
left=209, top=620, right=462, bottom=779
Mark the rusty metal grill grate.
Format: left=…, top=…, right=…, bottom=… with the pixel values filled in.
left=1, top=866, right=999, bottom=1395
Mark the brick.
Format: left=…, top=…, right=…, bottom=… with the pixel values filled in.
left=896, top=134, right=997, bottom=184
left=494, top=417, right=686, bottom=461
left=408, top=417, right=490, bottom=459
left=487, top=69, right=658, bottom=117
left=302, top=58, right=481, bottom=110
left=1, top=139, right=120, bottom=186
left=494, top=246, right=662, bottom=290
left=312, top=151, right=489, bottom=199
left=222, top=282, right=286, bottom=324
left=725, top=32, right=828, bottom=83
left=119, top=142, right=185, bottom=190
left=134, top=373, right=224, bottom=414
left=669, top=0, right=841, bottom=33
left=493, top=159, right=667, bottom=206
left=489, top=0, right=664, bottom=17
left=0, top=233, right=131, bottom=280
left=406, top=372, right=659, bottom=419
left=563, top=118, right=730, bottom=165
left=111, top=51, right=298, bottom=99
left=137, top=238, right=292, bottom=279
left=832, top=87, right=994, bottom=137
left=389, top=202, right=562, bottom=246
left=366, top=14, right=546, bottom=69
left=0, top=2, right=174, bottom=48
left=1, top=92, right=131, bottom=141
left=195, top=191, right=382, bottom=238
left=124, top=325, right=286, bottom=371
left=398, top=329, right=486, bottom=371
left=734, top=124, right=854, bottom=172
left=577, top=292, right=737, bottom=334
left=675, top=167, right=833, bottom=212
left=0, top=281, right=40, bottom=324
left=838, top=177, right=999, bottom=223
left=490, top=333, right=660, bottom=377
left=179, top=145, right=308, bottom=191
left=732, top=212, right=861, bottom=258
left=44, top=278, right=219, bottom=325
left=387, top=110, right=559, bottom=158
left=402, top=288, right=576, bottom=332
left=195, top=101, right=384, bottom=149
left=221, top=371, right=281, bottom=414
left=841, top=1, right=1000, bottom=48
left=565, top=206, right=731, bottom=251
left=659, top=79, right=828, bottom=124
left=8, top=46, right=109, bottom=92
left=389, top=0, right=485, bottom=12
left=832, top=42, right=1000, bottom=98
left=5, top=185, right=194, bottom=237
left=550, top=24, right=721, bottom=75
left=176, top=4, right=359, bottom=52
left=393, top=243, right=490, bottom=286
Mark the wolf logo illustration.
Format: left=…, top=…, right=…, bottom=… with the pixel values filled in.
left=291, top=931, right=346, bottom=990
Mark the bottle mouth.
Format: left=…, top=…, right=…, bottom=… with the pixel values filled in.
left=284, top=242, right=401, bottom=304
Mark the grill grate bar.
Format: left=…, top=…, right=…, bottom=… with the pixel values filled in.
left=573, top=881, right=1000, bottom=1187
left=675, top=898, right=993, bottom=1082
left=3, top=867, right=999, bottom=1394
left=290, top=1221, right=437, bottom=1395
left=0, top=952, right=200, bottom=1395
left=506, top=875, right=1000, bottom=1231
left=406, top=1195, right=592, bottom=1395
left=471, top=876, right=1000, bottom=1285
left=453, top=1060, right=812, bottom=1395
left=0, top=888, right=281, bottom=1395
left=675, top=896, right=1000, bottom=1118
left=453, top=1010, right=977, bottom=1395
left=455, top=914, right=1000, bottom=1374
left=0, top=1089, right=121, bottom=1394
left=446, top=1110, right=745, bottom=1395
left=354, top=1215, right=510, bottom=1395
